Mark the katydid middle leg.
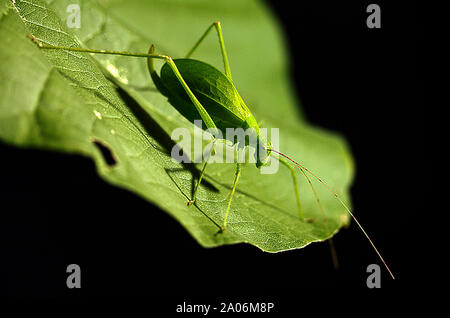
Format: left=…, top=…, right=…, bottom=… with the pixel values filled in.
left=188, top=141, right=217, bottom=206
left=189, top=145, right=242, bottom=232
left=221, top=163, right=242, bottom=231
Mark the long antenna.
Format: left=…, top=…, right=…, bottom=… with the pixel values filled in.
left=268, top=147, right=395, bottom=280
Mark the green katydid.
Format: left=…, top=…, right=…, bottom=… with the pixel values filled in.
left=28, top=21, right=394, bottom=279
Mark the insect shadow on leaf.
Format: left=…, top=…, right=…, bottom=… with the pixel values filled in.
left=115, top=86, right=220, bottom=197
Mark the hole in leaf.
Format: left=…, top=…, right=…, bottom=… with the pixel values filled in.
left=92, top=139, right=117, bottom=167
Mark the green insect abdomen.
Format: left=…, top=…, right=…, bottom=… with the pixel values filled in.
left=160, top=59, right=250, bottom=131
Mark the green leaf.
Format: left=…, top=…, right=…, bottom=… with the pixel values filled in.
left=0, top=0, right=354, bottom=252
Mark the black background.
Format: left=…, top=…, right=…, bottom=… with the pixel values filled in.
left=1, top=0, right=422, bottom=310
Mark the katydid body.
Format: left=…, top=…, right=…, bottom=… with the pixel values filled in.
left=29, top=22, right=394, bottom=279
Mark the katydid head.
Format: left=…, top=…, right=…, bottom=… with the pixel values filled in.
left=255, top=133, right=272, bottom=168
left=242, top=113, right=272, bottom=168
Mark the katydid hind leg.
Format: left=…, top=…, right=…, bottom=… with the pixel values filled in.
left=185, top=22, right=232, bottom=79
left=147, top=46, right=218, bottom=131
left=29, top=35, right=219, bottom=131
